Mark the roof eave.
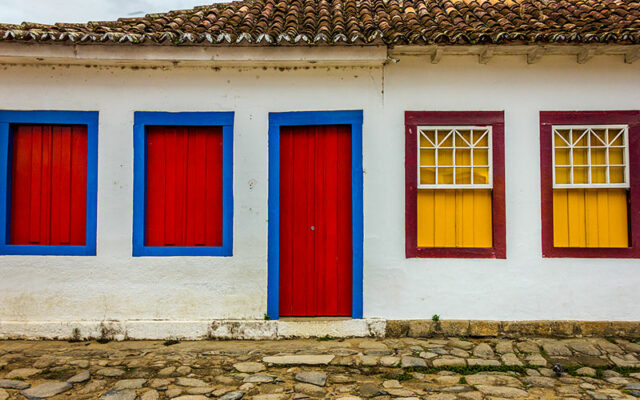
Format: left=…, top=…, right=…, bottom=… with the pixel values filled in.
left=0, top=42, right=639, bottom=67
left=0, top=42, right=390, bottom=67
left=390, top=44, right=640, bottom=64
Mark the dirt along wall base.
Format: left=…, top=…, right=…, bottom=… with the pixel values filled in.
left=1, top=319, right=640, bottom=340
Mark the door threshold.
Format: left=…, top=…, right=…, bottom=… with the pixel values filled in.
left=279, top=317, right=353, bottom=322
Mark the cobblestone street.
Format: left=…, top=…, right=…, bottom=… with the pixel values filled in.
left=1, top=337, right=640, bottom=400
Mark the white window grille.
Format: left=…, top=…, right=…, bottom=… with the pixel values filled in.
left=552, top=125, right=630, bottom=189
left=417, top=126, right=493, bottom=189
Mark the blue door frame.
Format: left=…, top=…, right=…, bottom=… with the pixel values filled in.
left=267, top=110, right=364, bottom=320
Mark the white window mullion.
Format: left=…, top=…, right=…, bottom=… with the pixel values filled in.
left=470, top=131, right=474, bottom=185
left=417, top=126, right=492, bottom=190
left=587, top=128, right=592, bottom=185
left=569, top=128, right=574, bottom=185
left=452, top=129, right=457, bottom=185
left=435, top=129, right=439, bottom=185
left=552, top=124, right=629, bottom=189
left=605, top=128, right=610, bottom=185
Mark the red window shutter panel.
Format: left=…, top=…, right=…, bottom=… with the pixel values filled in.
left=10, top=125, right=87, bottom=246
left=145, top=126, right=223, bottom=247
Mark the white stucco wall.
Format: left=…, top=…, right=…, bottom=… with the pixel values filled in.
left=0, top=52, right=639, bottom=329
left=376, top=55, right=640, bottom=321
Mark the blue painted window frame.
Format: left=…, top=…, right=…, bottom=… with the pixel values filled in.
left=267, top=110, right=364, bottom=319
left=0, top=110, right=99, bottom=256
left=133, top=112, right=234, bottom=257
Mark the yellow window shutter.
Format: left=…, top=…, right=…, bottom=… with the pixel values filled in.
left=553, top=188, right=628, bottom=248
left=416, top=126, right=494, bottom=248
left=417, top=189, right=492, bottom=248
left=551, top=126, right=630, bottom=248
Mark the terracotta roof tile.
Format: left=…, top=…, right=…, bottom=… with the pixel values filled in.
left=0, top=0, right=639, bottom=46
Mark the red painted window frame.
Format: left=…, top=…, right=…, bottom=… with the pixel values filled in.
left=540, top=111, right=640, bottom=258
left=405, top=111, right=506, bottom=259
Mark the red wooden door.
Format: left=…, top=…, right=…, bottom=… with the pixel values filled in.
left=279, top=125, right=352, bottom=317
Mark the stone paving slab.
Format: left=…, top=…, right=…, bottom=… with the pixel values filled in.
left=0, top=337, right=639, bottom=399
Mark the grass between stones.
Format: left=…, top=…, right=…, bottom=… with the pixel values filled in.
left=40, top=367, right=75, bottom=380
left=561, top=365, right=640, bottom=378
left=607, top=367, right=640, bottom=376
left=382, top=371, right=414, bottom=381
left=404, top=365, right=530, bottom=375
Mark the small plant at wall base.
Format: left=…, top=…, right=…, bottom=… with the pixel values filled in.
left=68, top=327, right=82, bottom=343
left=432, top=314, right=440, bottom=322
left=96, top=321, right=123, bottom=343
left=264, top=313, right=271, bottom=321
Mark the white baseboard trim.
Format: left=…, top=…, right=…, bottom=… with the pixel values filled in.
left=0, top=319, right=386, bottom=340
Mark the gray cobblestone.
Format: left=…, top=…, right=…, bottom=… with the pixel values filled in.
left=0, top=337, right=638, bottom=399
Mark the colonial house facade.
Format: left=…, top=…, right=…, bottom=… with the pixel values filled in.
left=0, top=0, right=639, bottom=339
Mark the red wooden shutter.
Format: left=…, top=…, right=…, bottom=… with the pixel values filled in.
left=10, top=124, right=87, bottom=246
left=145, top=126, right=223, bottom=247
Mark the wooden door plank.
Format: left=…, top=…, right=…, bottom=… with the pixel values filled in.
left=279, top=126, right=294, bottom=316
left=336, top=124, right=353, bottom=316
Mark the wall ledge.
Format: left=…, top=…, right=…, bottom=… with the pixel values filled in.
left=0, top=319, right=386, bottom=341
left=2, top=319, right=640, bottom=340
